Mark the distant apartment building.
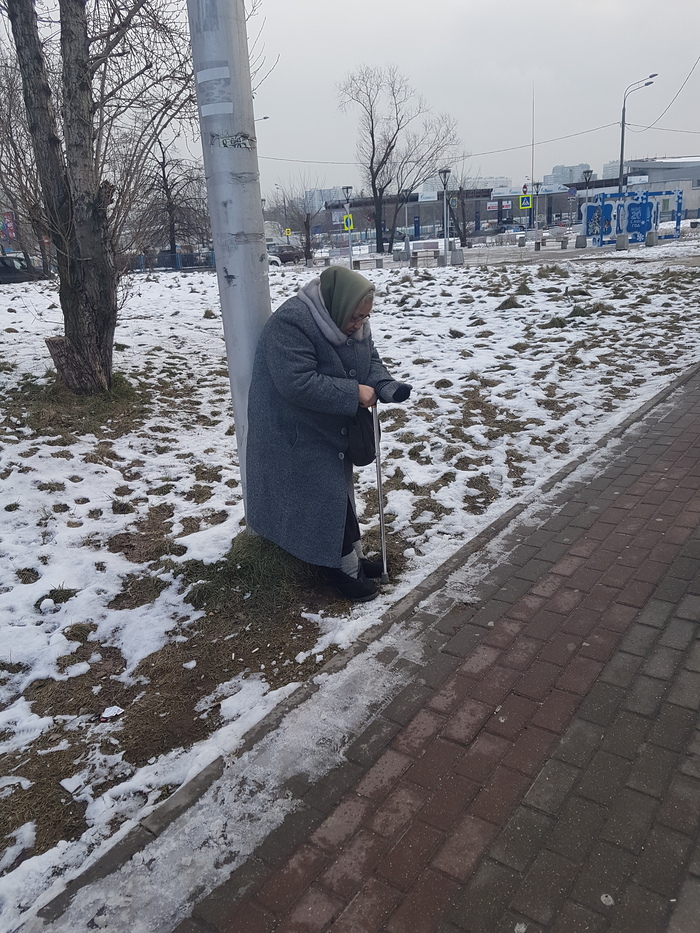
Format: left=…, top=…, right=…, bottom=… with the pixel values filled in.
left=544, top=163, right=594, bottom=185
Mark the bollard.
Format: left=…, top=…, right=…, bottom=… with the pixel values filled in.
left=450, top=249, right=464, bottom=266
left=645, top=231, right=658, bottom=247
left=575, top=235, right=587, bottom=249
left=375, top=257, right=384, bottom=269
left=616, top=234, right=629, bottom=251
left=324, top=257, right=332, bottom=267
left=534, top=241, right=541, bottom=252
left=410, top=255, right=418, bottom=269
left=560, top=237, right=568, bottom=250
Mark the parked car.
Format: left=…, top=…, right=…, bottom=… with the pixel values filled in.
left=266, top=241, right=304, bottom=264
left=267, top=250, right=282, bottom=267
left=0, top=255, right=41, bottom=284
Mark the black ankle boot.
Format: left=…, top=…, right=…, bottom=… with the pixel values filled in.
left=360, top=558, right=386, bottom=579
left=322, top=567, right=378, bottom=602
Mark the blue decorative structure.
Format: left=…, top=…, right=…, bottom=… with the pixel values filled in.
left=584, top=191, right=683, bottom=247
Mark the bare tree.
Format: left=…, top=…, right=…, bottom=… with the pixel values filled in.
left=268, top=178, right=325, bottom=263
left=4, top=0, right=195, bottom=393
left=338, top=65, right=461, bottom=254
left=383, top=113, right=462, bottom=251
left=127, top=139, right=210, bottom=259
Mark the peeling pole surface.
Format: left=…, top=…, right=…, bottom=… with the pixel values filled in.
left=186, top=0, right=271, bottom=511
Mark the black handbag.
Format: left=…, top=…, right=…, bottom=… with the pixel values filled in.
left=347, top=407, right=379, bottom=466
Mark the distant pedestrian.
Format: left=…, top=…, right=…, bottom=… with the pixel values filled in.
left=246, top=265, right=411, bottom=601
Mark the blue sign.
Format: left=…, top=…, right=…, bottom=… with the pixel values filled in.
left=586, top=190, right=683, bottom=246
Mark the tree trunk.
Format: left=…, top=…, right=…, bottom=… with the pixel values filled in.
left=8, top=0, right=118, bottom=394
left=372, top=193, right=384, bottom=253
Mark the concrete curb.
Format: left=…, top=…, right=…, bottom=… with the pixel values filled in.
left=35, top=358, right=700, bottom=923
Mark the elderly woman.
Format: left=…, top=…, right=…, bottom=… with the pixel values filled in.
left=246, top=265, right=411, bottom=601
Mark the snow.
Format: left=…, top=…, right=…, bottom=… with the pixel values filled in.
left=1, top=233, right=700, bottom=931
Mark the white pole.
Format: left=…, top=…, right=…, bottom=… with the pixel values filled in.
left=185, top=0, right=271, bottom=513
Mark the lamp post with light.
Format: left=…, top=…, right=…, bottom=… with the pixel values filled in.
left=582, top=169, right=593, bottom=237
left=618, top=74, right=657, bottom=193
left=533, top=181, right=542, bottom=230
left=401, top=189, right=412, bottom=259
left=342, top=185, right=353, bottom=268
left=438, top=167, right=451, bottom=265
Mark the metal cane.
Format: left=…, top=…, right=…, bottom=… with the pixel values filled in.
left=372, top=405, right=389, bottom=584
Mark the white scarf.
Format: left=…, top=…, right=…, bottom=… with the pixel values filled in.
left=297, top=278, right=370, bottom=346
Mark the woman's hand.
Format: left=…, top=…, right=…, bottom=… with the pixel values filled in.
left=358, top=384, right=378, bottom=408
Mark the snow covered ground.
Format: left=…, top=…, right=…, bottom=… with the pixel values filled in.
left=1, top=235, right=699, bottom=931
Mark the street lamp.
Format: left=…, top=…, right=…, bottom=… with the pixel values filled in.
left=438, top=167, right=451, bottom=265
left=533, top=181, right=542, bottom=231
left=582, top=169, right=593, bottom=237
left=401, top=189, right=412, bottom=259
left=275, top=184, right=289, bottom=243
left=342, top=185, right=353, bottom=268
left=618, top=74, right=657, bottom=193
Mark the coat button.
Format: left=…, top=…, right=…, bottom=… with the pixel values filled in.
left=346, top=338, right=353, bottom=345
left=349, top=369, right=357, bottom=376
left=341, top=427, right=348, bottom=435
left=338, top=452, right=345, bottom=460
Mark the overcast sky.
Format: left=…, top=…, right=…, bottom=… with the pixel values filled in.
left=250, top=0, right=700, bottom=198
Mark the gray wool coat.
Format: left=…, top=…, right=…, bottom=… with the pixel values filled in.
left=246, top=293, right=402, bottom=567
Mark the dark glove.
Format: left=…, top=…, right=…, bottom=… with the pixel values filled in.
left=392, top=383, right=412, bottom=402
left=375, top=379, right=412, bottom=404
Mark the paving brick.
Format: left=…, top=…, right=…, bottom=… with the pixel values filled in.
left=606, top=883, right=671, bottom=933
left=256, top=807, right=326, bottom=868
left=633, top=824, right=693, bottom=897
left=524, top=759, right=579, bottom=815
left=443, top=625, right=488, bottom=658
left=624, top=674, right=668, bottom=716
left=546, top=587, right=585, bottom=615
left=667, top=670, right=700, bottom=709
left=577, top=681, right=625, bottom=726
left=311, top=797, right=375, bottom=852
left=649, top=703, right=696, bottom=752
left=382, top=685, right=435, bottom=726
left=386, top=868, right=460, bottom=933
left=659, top=773, right=700, bottom=835
left=392, top=709, right=447, bottom=757
left=193, top=859, right=271, bottom=929
left=320, top=830, right=389, bottom=900
left=257, top=845, right=329, bottom=915
left=355, top=750, right=414, bottom=802
left=442, top=698, right=493, bottom=746
left=552, top=718, right=604, bottom=768
left=467, top=665, right=520, bottom=705
left=486, top=694, right=538, bottom=741
left=626, top=744, right=679, bottom=797
left=578, top=750, right=631, bottom=806
left=490, top=805, right=554, bottom=873
left=660, top=618, right=698, bottom=651
left=455, top=732, right=510, bottom=784
left=526, top=610, right=568, bottom=641
left=345, top=718, right=402, bottom=767
left=502, top=725, right=558, bottom=776
left=600, top=710, right=650, bottom=760
left=418, top=774, right=480, bottom=832
left=550, top=901, right=607, bottom=933
left=430, top=813, right=499, bottom=882
left=571, top=841, right=636, bottom=914
left=428, top=673, right=476, bottom=715
left=600, top=787, right=658, bottom=853
left=481, top=618, right=523, bottom=649
left=643, top=645, right=684, bottom=681
left=579, top=627, right=623, bottom=662
left=581, top=584, right=619, bottom=613
left=556, top=656, right=604, bottom=695
left=449, top=859, right=520, bottom=932
left=501, top=635, right=543, bottom=670
left=457, top=644, right=501, bottom=677
left=367, top=781, right=430, bottom=839
left=404, top=737, right=464, bottom=790
left=329, top=877, right=402, bottom=933
left=219, top=900, right=277, bottom=933
left=684, top=642, right=700, bottom=673
left=538, top=632, right=582, bottom=666
left=275, top=884, right=344, bottom=933
left=377, top=820, right=445, bottom=891
left=676, top=593, right=700, bottom=620
left=510, top=849, right=579, bottom=925
left=668, top=876, right=700, bottom=933
left=547, top=795, right=608, bottom=862
left=515, top=660, right=561, bottom=701
left=468, top=765, right=531, bottom=825
left=530, top=689, right=581, bottom=734
left=618, top=622, right=660, bottom=656
left=599, top=602, right=639, bottom=633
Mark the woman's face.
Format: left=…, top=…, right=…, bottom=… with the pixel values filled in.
left=342, top=294, right=373, bottom=336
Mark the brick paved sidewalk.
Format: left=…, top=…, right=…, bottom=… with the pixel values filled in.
left=177, top=374, right=700, bottom=933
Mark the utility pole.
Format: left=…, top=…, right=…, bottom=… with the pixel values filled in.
left=185, top=0, right=271, bottom=511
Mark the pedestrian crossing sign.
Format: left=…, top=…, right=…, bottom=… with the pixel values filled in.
left=519, top=195, right=532, bottom=209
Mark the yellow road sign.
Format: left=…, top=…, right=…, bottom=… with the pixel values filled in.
left=343, top=214, right=354, bottom=231
left=284, top=228, right=292, bottom=236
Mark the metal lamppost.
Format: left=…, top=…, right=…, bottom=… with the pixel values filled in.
left=276, top=184, right=289, bottom=243
left=438, top=167, right=451, bottom=265
left=342, top=185, right=353, bottom=268
left=533, top=181, right=541, bottom=230
left=618, top=74, right=657, bottom=193
left=582, top=169, right=593, bottom=237
left=401, top=189, right=412, bottom=259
